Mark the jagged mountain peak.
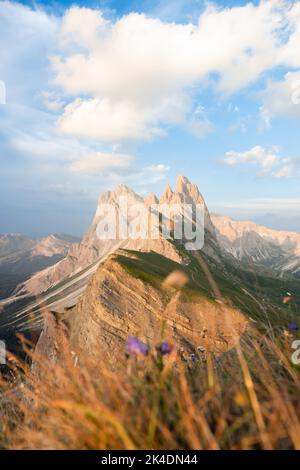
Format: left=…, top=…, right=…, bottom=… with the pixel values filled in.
left=159, top=175, right=205, bottom=206
left=158, top=176, right=215, bottom=240
left=8, top=176, right=219, bottom=312
left=98, top=183, right=141, bottom=203
left=31, top=234, right=71, bottom=258
left=114, top=183, right=135, bottom=194
left=175, top=174, right=192, bottom=193
left=144, top=192, right=159, bottom=207
left=160, top=182, right=173, bottom=203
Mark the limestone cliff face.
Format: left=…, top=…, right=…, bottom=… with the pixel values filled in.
left=15, top=182, right=187, bottom=299
left=31, top=177, right=245, bottom=367
left=159, top=175, right=220, bottom=261
left=36, top=250, right=247, bottom=368
left=6, top=176, right=224, bottom=336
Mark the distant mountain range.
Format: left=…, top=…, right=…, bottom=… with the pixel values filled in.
left=212, top=214, right=300, bottom=278
left=0, top=233, right=79, bottom=300
left=0, top=176, right=299, bottom=363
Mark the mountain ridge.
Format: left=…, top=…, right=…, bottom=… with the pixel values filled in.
left=1, top=175, right=299, bottom=339
left=212, top=213, right=300, bottom=277
left=0, top=233, right=77, bottom=301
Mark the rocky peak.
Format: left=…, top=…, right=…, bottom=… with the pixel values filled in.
left=97, top=184, right=142, bottom=205
left=32, top=235, right=71, bottom=258
left=160, top=183, right=173, bottom=204
left=158, top=176, right=215, bottom=238
left=175, top=175, right=204, bottom=204
left=12, top=176, right=219, bottom=306
left=144, top=192, right=159, bottom=207
left=160, top=175, right=205, bottom=205
left=175, top=175, right=191, bottom=193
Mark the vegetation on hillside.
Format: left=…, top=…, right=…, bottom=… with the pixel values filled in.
left=1, top=309, right=300, bottom=449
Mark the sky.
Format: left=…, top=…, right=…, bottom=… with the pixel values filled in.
left=0, top=0, right=300, bottom=236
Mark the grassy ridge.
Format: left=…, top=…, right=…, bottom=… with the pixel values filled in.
left=116, top=248, right=300, bottom=330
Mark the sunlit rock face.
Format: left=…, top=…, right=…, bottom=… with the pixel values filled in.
left=12, top=176, right=218, bottom=305
left=35, top=249, right=247, bottom=369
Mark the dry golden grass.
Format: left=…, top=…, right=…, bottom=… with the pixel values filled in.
left=1, top=321, right=300, bottom=450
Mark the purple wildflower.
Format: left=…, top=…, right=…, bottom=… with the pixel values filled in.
left=289, top=323, right=299, bottom=331
left=156, top=341, right=174, bottom=356
left=126, top=336, right=149, bottom=356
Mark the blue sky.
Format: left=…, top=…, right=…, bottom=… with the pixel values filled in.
left=0, top=0, right=300, bottom=236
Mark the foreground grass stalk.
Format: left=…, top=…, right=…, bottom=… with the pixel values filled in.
left=1, top=322, right=300, bottom=450
left=236, top=343, right=272, bottom=450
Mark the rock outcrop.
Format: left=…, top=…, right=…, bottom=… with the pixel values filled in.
left=35, top=250, right=247, bottom=368
left=14, top=182, right=188, bottom=300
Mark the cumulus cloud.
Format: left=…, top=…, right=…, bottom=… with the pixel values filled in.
left=69, top=154, right=170, bottom=186
left=0, top=0, right=58, bottom=105
left=258, top=0, right=300, bottom=126
left=39, top=91, right=65, bottom=111
left=260, top=71, right=300, bottom=127
left=52, top=1, right=300, bottom=142
left=224, top=145, right=299, bottom=178
left=0, top=2, right=171, bottom=192
left=60, top=6, right=107, bottom=48
left=69, top=152, right=133, bottom=175
left=58, top=97, right=168, bottom=141
left=10, top=127, right=169, bottom=181
left=142, top=164, right=170, bottom=183
left=4, top=1, right=300, bottom=144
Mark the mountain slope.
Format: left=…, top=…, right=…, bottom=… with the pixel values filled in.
left=0, top=234, right=77, bottom=300
left=0, top=181, right=192, bottom=335
left=36, top=248, right=247, bottom=368
left=0, top=234, right=35, bottom=257
left=7, top=180, right=203, bottom=312
left=35, top=241, right=300, bottom=367
left=211, top=214, right=300, bottom=277
left=1, top=175, right=299, bottom=349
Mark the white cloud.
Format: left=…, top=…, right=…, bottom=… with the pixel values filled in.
left=52, top=1, right=300, bottom=142
left=76, top=158, right=170, bottom=185
left=224, top=145, right=299, bottom=178
left=10, top=128, right=83, bottom=160
left=60, top=6, right=107, bottom=48
left=272, top=160, right=294, bottom=178
left=260, top=71, right=300, bottom=126
left=3, top=1, right=300, bottom=144
left=142, top=164, right=170, bottom=183
left=0, top=1, right=58, bottom=104
left=10, top=127, right=170, bottom=184
left=0, top=2, right=171, bottom=191
left=69, top=151, right=133, bottom=175
left=145, top=164, right=170, bottom=173
left=185, top=105, right=213, bottom=138
left=225, top=145, right=279, bottom=175
left=39, top=91, right=65, bottom=111
left=58, top=97, right=167, bottom=141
